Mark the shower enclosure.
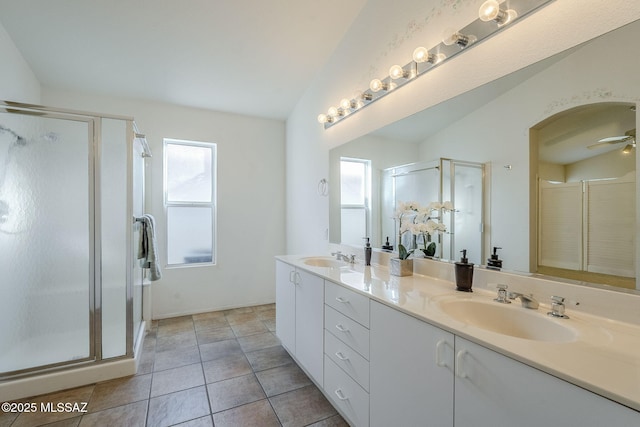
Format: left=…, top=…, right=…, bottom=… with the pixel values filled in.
left=0, top=101, right=148, bottom=382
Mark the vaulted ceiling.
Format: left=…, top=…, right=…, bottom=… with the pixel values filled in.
left=0, top=0, right=367, bottom=119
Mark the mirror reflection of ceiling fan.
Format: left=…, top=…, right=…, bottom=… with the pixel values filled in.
left=588, top=129, right=636, bottom=153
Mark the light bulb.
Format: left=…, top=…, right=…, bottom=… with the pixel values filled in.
left=479, top=0, right=500, bottom=21
left=442, top=28, right=475, bottom=48
left=340, top=98, right=353, bottom=110
left=370, top=79, right=384, bottom=92
left=413, top=47, right=446, bottom=64
left=479, top=0, right=517, bottom=25
left=413, top=47, right=429, bottom=63
left=389, top=65, right=406, bottom=80
left=327, top=106, right=338, bottom=117
left=317, top=114, right=327, bottom=124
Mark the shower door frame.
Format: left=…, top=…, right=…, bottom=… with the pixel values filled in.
left=0, top=101, right=137, bottom=380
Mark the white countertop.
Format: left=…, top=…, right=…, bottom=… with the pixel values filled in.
left=276, top=255, right=640, bottom=412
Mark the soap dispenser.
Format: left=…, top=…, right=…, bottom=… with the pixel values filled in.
left=487, top=246, right=503, bottom=270
left=364, top=237, right=372, bottom=266
left=455, top=249, right=474, bottom=292
left=381, top=236, right=394, bottom=251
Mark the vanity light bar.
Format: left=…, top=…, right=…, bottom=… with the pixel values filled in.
left=318, top=0, right=555, bottom=129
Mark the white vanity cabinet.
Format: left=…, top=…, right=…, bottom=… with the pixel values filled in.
left=323, top=281, right=371, bottom=427
left=369, top=300, right=455, bottom=427
left=454, top=336, right=640, bottom=427
left=275, top=260, right=324, bottom=385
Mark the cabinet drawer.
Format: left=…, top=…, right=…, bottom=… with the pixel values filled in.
left=325, top=330, right=370, bottom=391
left=324, top=356, right=369, bottom=427
left=325, top=305, right=370, bottom=359
left=325, top=281, right=370, bottom=327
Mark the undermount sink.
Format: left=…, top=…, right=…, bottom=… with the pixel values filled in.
left=301, top=256, right=348, bottom=268
left=437, top=298, right=577, bottom=342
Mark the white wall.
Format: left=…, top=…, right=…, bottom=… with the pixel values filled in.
left=0, top=21, right=40, bottom=103
left=43, top=88, right=286, bottom=318
left=285, top=0, right=640, bottom=256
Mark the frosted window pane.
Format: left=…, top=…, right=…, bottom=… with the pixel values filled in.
left=166, top=143, right=212, bottom=202
left=341, top=160, right=365, bottom=205
left=167, top=206, right=213, bottom=264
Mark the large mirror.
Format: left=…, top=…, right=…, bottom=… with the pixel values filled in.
left=329, top=19, right=639, bottom=292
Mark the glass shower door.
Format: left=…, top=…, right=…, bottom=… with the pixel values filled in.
left=0, top=112, right=94, bottom=375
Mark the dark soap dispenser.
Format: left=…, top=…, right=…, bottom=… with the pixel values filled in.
left=455, top=249, right=474, bottom=292
left=364, top=237, right=372, bottom=266
left=487, top=246, right=503, bottom=270
left=381, top=236, right=393, bottom=251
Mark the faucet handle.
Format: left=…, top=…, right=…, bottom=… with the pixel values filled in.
left=548, top=295, right=569, bottom=319
left=493, top=284, right=511, bottom=304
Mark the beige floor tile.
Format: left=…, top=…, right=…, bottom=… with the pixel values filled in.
left=43, top=416, right=82, bottom=426
left=245, top=345, right=293, bottom=372
left=237, top=332, right=280, bottom=353
left=206, top=374, right=266, bottom=414
left=195, top=326, right=236, bottom=345
left=212, top=399, right=280, bottom=427
left=147, top=386, right=210, bottom=427
left=153, top=345, right=200, bottom=372
left=172, top=415, right=214, bottom=426
left=307, top=414, right=349, bottom=427
left=263, top=318, right=277, bottom=332
left=202, top=354, right=253, bottom=384
left=255, top=364, right=312, bottom=397
left=150, top=363, right=204, bottom=397
left=0, top=410, right=19, bottom=427
left=192, top=311, right=226, bottom=322
left=270, top=385, right=337, bottom=427
left=199, top=339, right=243, bottom=362
left=193, top=317, right=230, bottom=332
left=222, top=307, right=255, bottom=316
left=155, top=330, right=197, bottom=352
left=225, top=311, right=259, bottom=325
left=253, top=303, right=276, bottom=312
left=256, top=307, right=276, bottom=321
left=79, top=401, right=147, bottom=427
left=230, top=319, right=269, bottom=337
left=87, top=374, right=151, bottom=413
left=12, top=385, right=94, bottom=427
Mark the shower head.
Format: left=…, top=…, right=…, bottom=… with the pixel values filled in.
left=134, top=132, right=152, bottom=158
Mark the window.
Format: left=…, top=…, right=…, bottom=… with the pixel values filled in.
left=164, top=139, right=216, bottom=266
left=340, top=157, right=370, bottom=246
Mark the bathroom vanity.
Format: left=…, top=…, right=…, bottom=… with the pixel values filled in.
left=275, top=255, right=640, bottom=426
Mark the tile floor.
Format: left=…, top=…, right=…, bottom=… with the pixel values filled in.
left=1, top=304, right=348, bottom=427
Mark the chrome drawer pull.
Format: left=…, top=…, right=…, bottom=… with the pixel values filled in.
left=335, top=296, right=349, bottom=303
left=334, top=388, right=349, bottom=401
left=335, top=324, right=349, bottom=333
left=335, top=351, right=349, bottom=361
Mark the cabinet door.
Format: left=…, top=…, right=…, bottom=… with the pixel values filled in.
left=275, top=260, right=295, bottom=353
left=370, top=301, right=455, bottom=427
left=295, top=270, right=324, bottom=385
left=454, top=337, right=640, bottom=427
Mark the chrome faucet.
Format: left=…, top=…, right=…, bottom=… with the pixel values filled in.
left=331, top=251, right=356, bottom=264
left=548, top=295, right=569, bottom=319
left=508, top=292, right=539, bottom=309
left=493, top=284, right=511, bottom=303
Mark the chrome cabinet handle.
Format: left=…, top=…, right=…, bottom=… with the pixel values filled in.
left=334, top=389, right=349, bottom=401
left=335, top=324, right=349, bottom=333
left=289, top=270, right=295, bottom=283
left=335, top=296, right=349, bottom=303
left=335, top=351, right=349, bottom=361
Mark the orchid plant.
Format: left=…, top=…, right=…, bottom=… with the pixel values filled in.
left=394, top=200, right=454, bottom=260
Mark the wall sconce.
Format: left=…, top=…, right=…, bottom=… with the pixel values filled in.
left=318, top=0, right=555, bottom=129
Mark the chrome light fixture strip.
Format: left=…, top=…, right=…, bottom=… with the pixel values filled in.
left=320, top=0, right=555, bottom=129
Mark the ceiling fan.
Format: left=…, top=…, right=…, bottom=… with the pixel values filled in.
left=587, top=128, right=636, bottom=153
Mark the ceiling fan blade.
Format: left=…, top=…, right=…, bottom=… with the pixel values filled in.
left=597, top=135, right=632, bottom=143
left=587, top=141, right=613, bottom=150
